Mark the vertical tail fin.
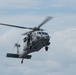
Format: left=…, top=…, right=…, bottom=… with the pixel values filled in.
left=15, top=43, right=21, bottom=55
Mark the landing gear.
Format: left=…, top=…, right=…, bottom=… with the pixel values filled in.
left=45, top=46, right=48, bottom=51
left=21, top=59, right=24, bottom=64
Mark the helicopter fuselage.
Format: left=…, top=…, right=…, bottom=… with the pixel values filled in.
left=19, top=31, right=50, bottom=58
left=4, top=16, right=52, bottom=64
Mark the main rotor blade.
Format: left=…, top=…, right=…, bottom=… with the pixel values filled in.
left=0, top=23, right=33, bottom=30
left=38, top=16, right=53, bottom=28
left=22, top=31, right=33, bottom=35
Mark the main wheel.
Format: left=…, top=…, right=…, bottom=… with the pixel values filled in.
left=45, top=46, right=48, bottom=51
left=21, top=59, right=23, bottom=64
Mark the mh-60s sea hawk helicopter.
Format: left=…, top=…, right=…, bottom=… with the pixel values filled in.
left=0, top=16, right=53, bottom=64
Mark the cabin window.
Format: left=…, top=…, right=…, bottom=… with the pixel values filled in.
left=38, top=32, right=42, bottom=34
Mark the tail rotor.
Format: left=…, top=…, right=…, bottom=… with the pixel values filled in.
left=14, top=42, right=21, bottom=55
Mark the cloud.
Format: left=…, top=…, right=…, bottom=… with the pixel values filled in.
left=47, top=0, right=76, bottom=9
left=0, top=0, right=41, bottom=9
left=0, top=28, right=76, bottom=75
left=0, top=0, right=76, bottom=75
left=0, top=0, right=76, bottom=12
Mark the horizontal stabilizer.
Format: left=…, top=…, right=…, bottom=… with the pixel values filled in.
left=24, top=55, right=32, bottom=59
left=6, top=53, right=19, bottom=58
left=6, top=53, right=32, bottom=59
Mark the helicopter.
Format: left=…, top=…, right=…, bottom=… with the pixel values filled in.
left=0, top=16, right=53, bottom=64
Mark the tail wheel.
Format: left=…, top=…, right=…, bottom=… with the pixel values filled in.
left=45, top=46, right=48, bottom=51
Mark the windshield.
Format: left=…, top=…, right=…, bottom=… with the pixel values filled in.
left=38, top=32, right=48, bottom=35
left=42, top=32, right=48, bottom=35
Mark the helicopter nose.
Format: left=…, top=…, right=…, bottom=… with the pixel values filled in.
left=42, top=35, right=50, bottom=41
left=46, top=36, right=50, bottom=40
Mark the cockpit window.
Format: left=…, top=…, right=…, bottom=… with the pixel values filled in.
left=38, top=32, right=48, bottom=35
left=42, top=32, right=48, bottom=35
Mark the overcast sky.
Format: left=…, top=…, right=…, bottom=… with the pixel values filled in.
left=0, top=0, right=76, bottom=75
